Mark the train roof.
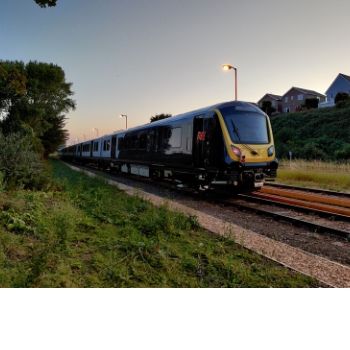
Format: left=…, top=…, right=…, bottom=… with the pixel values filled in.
left=119, top=100, right=262, bottom=131
left=64, top=101, right=261, bottom=149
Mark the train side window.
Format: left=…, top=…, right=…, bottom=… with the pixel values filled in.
left=139, top=132, right=147, bottom=150
left=103, top=140, right=110, bottom=151
left=93, top=142, right=99, bottom=152
left=169, top=127, right=182, bottom=148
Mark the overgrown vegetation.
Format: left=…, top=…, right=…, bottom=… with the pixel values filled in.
left=276, top=160, right=350, bottom=191
left=0, top=132, right=48, bottom=190
left=271, top=103, right=350, bottom=160
left=0, top=161, right=319, bottom=287
left=0, top=60, right=75, bottom=157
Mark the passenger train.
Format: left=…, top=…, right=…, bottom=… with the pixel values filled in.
left=61, top=101, right=278, bottom=192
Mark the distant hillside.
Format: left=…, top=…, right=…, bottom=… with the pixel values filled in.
left=270, top=104, right=350, bottom=161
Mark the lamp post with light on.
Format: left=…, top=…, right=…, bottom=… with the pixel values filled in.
left=222, top=64, right=238, bottom=101
left=120, top=114, right=128, bottom=130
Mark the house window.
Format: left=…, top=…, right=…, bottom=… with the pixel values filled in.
left=285, top=97, right=288, bottom=102
left=291, top=96, right=294, bottom=101
left=298, top=94, right=304, bottom=101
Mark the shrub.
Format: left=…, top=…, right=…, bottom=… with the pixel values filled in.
left=0, top=132, right=48, bottom=190
left=335, top=92, right=350, bottom=105
left=272, top=105, right=350, bottom=161
left=335, top=144, right=350, bottom=160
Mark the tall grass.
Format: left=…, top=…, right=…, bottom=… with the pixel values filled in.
left=0, top=160, right=319, bottom=287
left=277, top=159, right=350, bottom=191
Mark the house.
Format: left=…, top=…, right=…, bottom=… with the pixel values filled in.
left=258, top=94, right=282, bottom=113
left=319, top=73, right=350, bottom=108
left=281, top=87, right=325, bottom=113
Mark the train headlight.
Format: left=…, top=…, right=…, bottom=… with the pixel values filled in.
left=267, top=145, right=275, bottom=157
left=231, top=145, right=241, bottom=158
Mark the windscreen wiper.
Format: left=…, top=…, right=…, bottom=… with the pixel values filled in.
left=231, top=121, right=258, bottom=156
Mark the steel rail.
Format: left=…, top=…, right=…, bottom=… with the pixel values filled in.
left=241, top=193, right=350, bottom=222
left=265, top=182, right=350, bottom=199
left=223, top=196, right=350, bottom=240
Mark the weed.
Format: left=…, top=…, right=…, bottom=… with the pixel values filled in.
left=0, top=160, right=320, bottom=287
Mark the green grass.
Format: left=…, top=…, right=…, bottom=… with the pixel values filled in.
left=277, top=160, right=350, bottom=192
left=271, top=104, right=350, bottom=161
left=0, top=160, right=319, bottom=287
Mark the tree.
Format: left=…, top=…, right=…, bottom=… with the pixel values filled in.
left=0, top=61, right=27, bottom=115
left=150, top=113, right=172, bottom=123
left=261, top=101, right=276, bottom=116
left=0, top=61, right=75, bottom=157
left=34, top=0, right=57, bottom=7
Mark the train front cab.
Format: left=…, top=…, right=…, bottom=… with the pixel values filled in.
left=195, top=102, right=278, bottom=191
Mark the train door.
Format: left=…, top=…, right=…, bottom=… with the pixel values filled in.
left=116, top=134, right=124, bottom=159
left=193, top=114, right=220, bottom=168
left=111, top=136, right=117, bottom=159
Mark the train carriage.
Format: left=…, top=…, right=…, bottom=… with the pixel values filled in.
left=61, top=101, right=278, bottom=192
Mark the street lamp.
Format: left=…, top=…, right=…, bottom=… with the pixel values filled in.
left=92, top=128, right=99, bottom=137
left=222, top=64, right=238, bottom=101
left=120, top=114, right=128, bottom=129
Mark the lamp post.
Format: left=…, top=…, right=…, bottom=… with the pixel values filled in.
left=120, top=114, right=128, bottom=129
left=92, top=128, right=99, bottom=137
left=222, top=64, right=238, bottom=101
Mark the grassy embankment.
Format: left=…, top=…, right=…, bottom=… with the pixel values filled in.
left=271, top=104, right=350, bottom=161
left=276, top=159, right=350, bottom=192
left=0, top=160, right=319, bottom=287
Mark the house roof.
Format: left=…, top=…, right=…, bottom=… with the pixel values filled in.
left=258, top=93, right=282, bottom=104
left=283, top=87, right=325, bottom=98
left=325, top=73, right=350, bottom=94
left=339, top=73, right=350, bottom=83
left=266, top=93, right=282, bottom=100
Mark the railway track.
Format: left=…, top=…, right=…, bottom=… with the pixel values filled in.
left=221, top=195, right=350, bottom=240
left=258, top=184, right=350, bottom=218
left=265, top=182, right=350, bottom=199
left=65, top=161, right=350, bottom=240
left=227, top=183, right=350, bottom=240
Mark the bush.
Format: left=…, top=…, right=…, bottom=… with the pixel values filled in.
left=335, top=144, right=350, bottom=160
left=0, top=132, right=49, bottom=190
left=272, top=105, right=350, bottom=161
left=335, top=92, right=350, bottom=105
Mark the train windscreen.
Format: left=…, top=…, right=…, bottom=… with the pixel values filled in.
left=220, top=106, right=269, bottom=144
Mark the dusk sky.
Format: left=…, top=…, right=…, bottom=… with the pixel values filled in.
left=1, top=0, right=350, bottom=143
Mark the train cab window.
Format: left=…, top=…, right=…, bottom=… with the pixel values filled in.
left=168, top=127, right=182, bottom=148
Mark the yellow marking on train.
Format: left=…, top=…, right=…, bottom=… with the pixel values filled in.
left=214, top=108, right=275, bottom=163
